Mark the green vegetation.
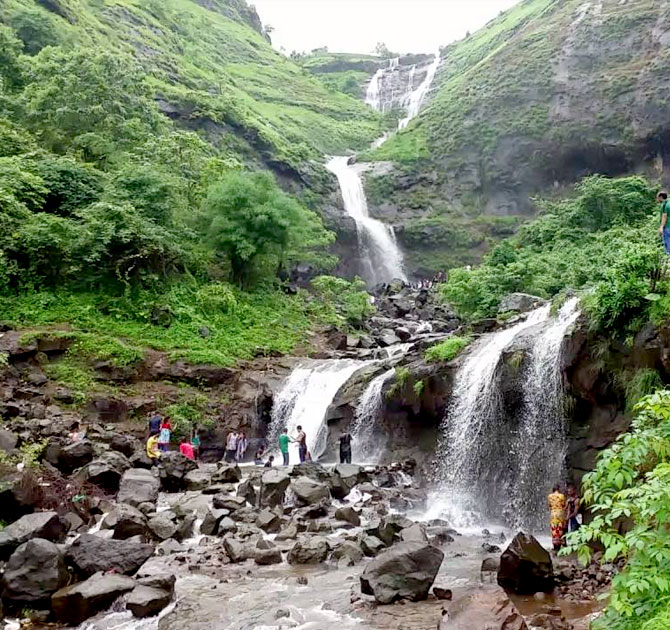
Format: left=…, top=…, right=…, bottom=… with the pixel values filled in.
left=564, top=391, right=670, bottom=630
left=425, top=335, right=472, bottom=362
left=297, top=51, right=380, bottom=99
left=310, top=276, right=376, bottom=327
left=440, top=176, right=666, bottom=335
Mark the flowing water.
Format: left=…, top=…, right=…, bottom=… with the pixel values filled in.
left=398, top=52, right=441, bottom=129
left=268, top=359, right=370, bottom=461
left=326, top=156, right=407, bottom=286
left=429, top=300, right=581, bottom=531
left=351, top=368, right=396, bottom=463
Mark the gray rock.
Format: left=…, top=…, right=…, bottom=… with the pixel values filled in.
left=102, top=504, right=147, bottom=540
left=334, top=506, right=360, bottom=526
left=290, top=476, right=330, bottom=506
left=200, top=509, right=231, bottom=536
left=439, top=587, right=527, bottom=630
left=158, top=452, right=198, bottom=491
left=66, top=534, right=154, bottom=578
left=148, top=513, right=178, bottom=541
left=331, top=541, right=363, bottom=566
left=237, top=479, right=257, bottom=506
left=497, top=532, right=553, bottom=594
left=433, top=587, right=452, bottom=601
left=259, top=469, right=290, bottom=507
left=0, top=429, right=18, bottom=453
left=211, top=464, right=242, bottom=484
left=482, top=557, right=501, bottom=573
left=184, top=469, right=210, bottom=491
left=287, top=537, right=329, bottom=565
left=330, top=464, right=364, bottom=499
left=137, top=574, right=176, bottom=595
left=360, top=542, right=444, bottom=604
left=110, top=434, right=136, bottom=457
left=256, top=509, right=281, bottom=533
left=213, top=494, right=246, bottom=511
left=85, top=451, right=132, bottom=491
left=276, top=524, right=298, bottom=541
left=52, top=572, right=136, bottom=625
left=0, top=512, right=66, bottom=560
left=2, top=539, right=68, bottom=605
left=218, top=517, right=237, bottom=534
left=254, top=547, right=283, bottom=565
left=499, top=293, right=546, bottom=314
left=126, top=585, right=171, bottom=618
left=58, top=440, right=95, bottom=473
left=223, top=537, right=251, bottom=563
left=400, top=523, right=428, bottom=543
left=63, top=512, right=86, bottom=533
left=117, top=469, right=160, bottom=507
left=361, top=535, right=386, bottom=557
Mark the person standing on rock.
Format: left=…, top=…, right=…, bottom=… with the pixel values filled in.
left=148, top=412, right=162, bottom=438
left=547, top=484, right=567, bottom=551
left=565, top=483, right=581, bottom=533
left=191, top=428, right=200, bottom=461
left=295, top=425, right=307, bottom=463
left=224, top=430, right=238, bottom=463
left=339, top=432, right=352, bottom=464
left=659, top=190, right=670, bottom=254
left=236, top=431, right=248, bottom=462
left=158, top=417, right=172, bottom=452
left=278, top=429, right=290, bottom=466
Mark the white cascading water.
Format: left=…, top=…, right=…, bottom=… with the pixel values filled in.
left=398, top=52, right=441, bottom=129
left=508, top=297, right=582, bottom=530
left=269, top=360, right=369, bottom=461
left=429, top=299, right=581, bottom=532
left=351, top=368, right=396, bottom=463
left=326, top=156, right=407, bottom=286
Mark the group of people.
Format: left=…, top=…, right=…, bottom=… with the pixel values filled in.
left=547, top=482, right=582, bottom=551
left=223, top=430, right=248, bottom=463
left=145, top=412, right=200, bottom=463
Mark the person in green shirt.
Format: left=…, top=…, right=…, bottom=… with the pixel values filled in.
left=658, top=190, right=670, bottom=254
left=191, top=429, right=201, bottom=461
left=278, top=429, right=290, bottom=466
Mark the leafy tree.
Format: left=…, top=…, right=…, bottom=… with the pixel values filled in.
left=374, top=42, right=392, bottom=58
left=0, top=24, right=24, bottom=90
left=311, top=275, right=375, bottom=326
left=563, top=390, right=670, bottom=630
left=202, top=171, right=334, bottom=285
left=8, top=7, right=62, bottom=55
left=35, top=157, right=105, bottom=216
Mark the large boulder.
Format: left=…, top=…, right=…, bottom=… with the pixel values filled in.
left=330, top=464, right=365, bottom=499
left=57, top=440, right=95, bottom=473
left=200, top=509, right=230, bottom=536
left=184, top=469, right=210, bottom=491
left=499, top=293, right=546, bottom=314
left=360, top=542, right=444, bottom=604
left=0, top=512, right=66, bottom=560
left=211, top=463, right=242, bottom=484
left=223, top=537, right=252, bottom=563
left=212, top=494, right=246, bottom=512
left=158, top=452, right=198, bottom=491
left=117, top=469, right=160, bottom=507
left=1, top=539, right=68, bottom=607
left=290, top=476, right=330, bottom=506
left=52, top=572, right=136, bottom=625
left=148, top=513, right=178, bottom=541
left=66, top=534, right=154, bottom=578
left=258, top=469, right=290, bottom=507
left=256, top=509, right=281, bottom=533
left=102, top=504, right=148, bottom=540
left=439, top=588, right=527, bottom=629
left=497, top=532, right=554, bottom=594
left=237, top=479, right=257, bottom=506
left=334, top=506, right=360, bottom=527
left=287, top=537, right=329, bottom=565
left=85, top=451, right=132, bottom=491
left=126, top=585, right=171, bottom=618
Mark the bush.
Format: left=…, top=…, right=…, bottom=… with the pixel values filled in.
left=563, top=390, right=670, bottom=629
left=425, top=335, right=472, bottom=362
left=310, top=275, right=375, bottom=327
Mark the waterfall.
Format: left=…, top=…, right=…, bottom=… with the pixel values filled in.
left=326, top=156, right=407, bottom=286
left=398, top=52, right=441, bottom=129
left=430, top=299, right=581, bottom=531
left=269, top=360, right=369, bottom=461
left=351, top=368, right=396, bottom=463
left=508, top=297, right=582, bottom=530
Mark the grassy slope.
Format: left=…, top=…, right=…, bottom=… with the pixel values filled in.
left=298, top=52, right=381, bottom=98
left=361, top=0, right=669, bottom=275
left=2, top=0, right=381, bottom=164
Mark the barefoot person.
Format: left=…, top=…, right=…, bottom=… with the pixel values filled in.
left=295, top=425, right=307, bottom=463
left=548, top=484, right=567, bottom=551
left=278, top=429, right=290, bottom=466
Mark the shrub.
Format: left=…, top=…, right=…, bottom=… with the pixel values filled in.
left=310, top=275, right=375, bottom=327
left=425, top=335, right=472, bottom=362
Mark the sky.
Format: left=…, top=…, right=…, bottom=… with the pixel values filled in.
left=252, top=0, right=521, bottom=55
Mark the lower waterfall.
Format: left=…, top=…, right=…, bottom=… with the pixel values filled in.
left=351, top=368, right=396, bottom=463
left=431, top=298, right=580, bottom=531
left=268, top=359, right=369, bottom=461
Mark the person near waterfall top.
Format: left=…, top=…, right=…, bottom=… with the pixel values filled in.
left=659, top=190, right=670, bottom=254
left=295, top=425, right=307, bottom=463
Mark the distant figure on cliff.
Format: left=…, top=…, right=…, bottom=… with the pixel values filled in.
left=295, top=425, right=307, bottom=463
left=659, top=190, right=670, bottom=254
left=547, top=485, right=567, bottom=551
left=339, top=432, right=352, bottom=464
left=278, top=429, right=290, bottom=466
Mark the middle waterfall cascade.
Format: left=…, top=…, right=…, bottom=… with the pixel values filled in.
left=398, top=52, right=441, bottom=129
left=269, top=359, right=370, bottom=461
left=431, top=299, right=581, bottom=531
left=351, top=368, right=397, bottom=463
left=326, top=156, right=407, bottom=286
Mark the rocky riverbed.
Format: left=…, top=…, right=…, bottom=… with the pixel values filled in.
left=0, top=450, right=608, bottom=630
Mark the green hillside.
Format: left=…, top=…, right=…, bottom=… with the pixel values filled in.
left=363, top=0, right=670, bottom=275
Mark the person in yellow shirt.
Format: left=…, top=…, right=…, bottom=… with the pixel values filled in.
left=547, top=485, right=567, bottom=551
left=146, top=434, right=161, bottom=463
